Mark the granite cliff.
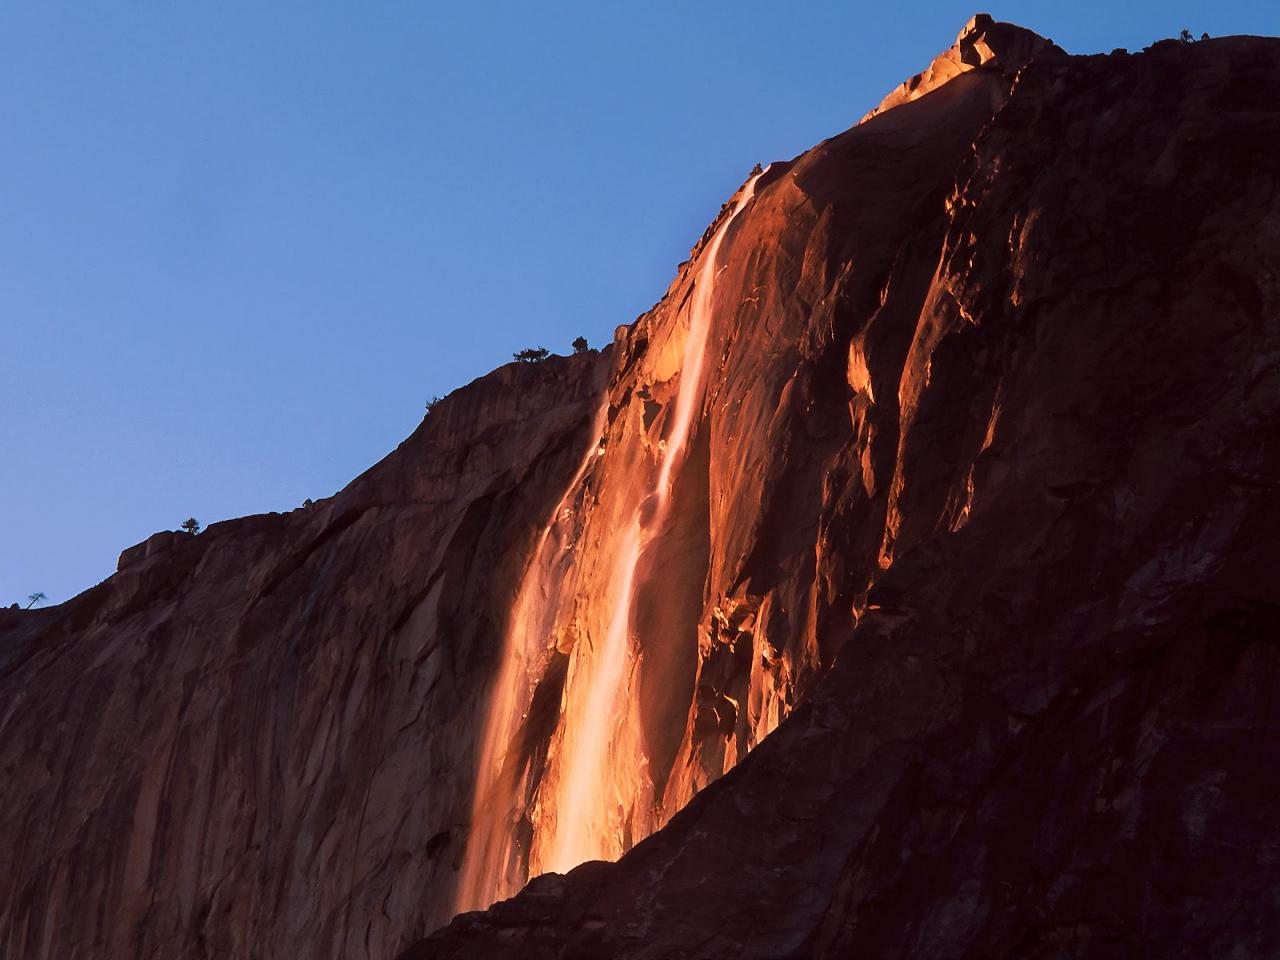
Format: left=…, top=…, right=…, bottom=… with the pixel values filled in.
left=4, top=15, right=1280, bottom=960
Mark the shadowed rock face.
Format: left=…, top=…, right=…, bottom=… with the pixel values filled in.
left=0, top=357, right=610, bottom=958
left=5, top=17, right=1280, bottom=960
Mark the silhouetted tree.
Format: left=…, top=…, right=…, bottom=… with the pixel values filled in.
left=26, top=592, right=46, bottom=609
left=181, top=517, right=201, bottom=535
left=425, top=395, right=442, bottom=414
left=513, top=347, right=550, bottom=363
left=1179, top=28, right=1194, bottom=43
left=572, top=336, right=589, bottom=354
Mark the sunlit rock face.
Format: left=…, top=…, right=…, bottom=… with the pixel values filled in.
left=863, top=13, right=1054, bottom=122
left=451, top=17, right=1072, bottom=917
left=403, top=22, right=1280, bottom=960
left=5, top=16, right=1280, bottom=960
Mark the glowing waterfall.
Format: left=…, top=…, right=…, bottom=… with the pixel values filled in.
left=456, top=168, right=764, bottom=913
left=452, top=401, right=608, bottom=912
left=538, top=171, right=765, bottom=874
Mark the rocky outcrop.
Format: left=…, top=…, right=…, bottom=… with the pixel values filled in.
left=863, top=13, right=1057, bottom=121
left=5, top=16, right=1280, bottom=960
left=117, top=531, right=181, bottom=571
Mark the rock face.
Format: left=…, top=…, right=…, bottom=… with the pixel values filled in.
left=5, top=17, right=1280, bottom=960
left=402, top=24, right=1280, bottom=960
left=863, top=13, right=1055, bottom=121
left=0, top=358, right=608, bottom=958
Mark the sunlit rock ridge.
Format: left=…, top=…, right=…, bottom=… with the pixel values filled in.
left=4, top=15, right=1280, bottom=960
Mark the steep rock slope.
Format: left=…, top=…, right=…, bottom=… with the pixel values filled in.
left=0, top=357, right=608, bottom=958
left=403, top=22, right=1280, bottom=960
left=454, top=17, right=1079, bottom=916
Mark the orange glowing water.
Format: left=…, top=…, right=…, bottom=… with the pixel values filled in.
left=453, top=402, right=608, bottom=912
left=537, top=171, right=765, bottom=874
left=456, top=169, right=764, bottom=913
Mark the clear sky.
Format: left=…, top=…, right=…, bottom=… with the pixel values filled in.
left=3, top=1, right=1276, bottom=606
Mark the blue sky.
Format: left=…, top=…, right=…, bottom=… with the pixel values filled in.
left=3, top=1, right=1276, bottom=605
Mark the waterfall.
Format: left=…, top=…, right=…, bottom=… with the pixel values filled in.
left=452, top=401, right=609, bottom=912
left=456, top=168, right=765, bottom=913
